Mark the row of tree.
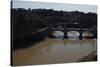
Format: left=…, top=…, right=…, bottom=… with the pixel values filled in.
left=11, top=8, right=97, bottom=37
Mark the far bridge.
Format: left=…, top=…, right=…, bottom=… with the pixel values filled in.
left=50, top=27, right=97, bottom=39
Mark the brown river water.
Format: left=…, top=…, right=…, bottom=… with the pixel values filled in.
left=12, top=39, right=97, bottom=66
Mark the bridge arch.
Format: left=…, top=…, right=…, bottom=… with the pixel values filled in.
left=52, top=31, right=64, bottom=39
left=67, top=31, right=80, bottom=40
left=82, top=31, right=93, bottom=38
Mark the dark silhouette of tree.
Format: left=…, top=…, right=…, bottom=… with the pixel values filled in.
left=11, top=8, right=97, bottom=37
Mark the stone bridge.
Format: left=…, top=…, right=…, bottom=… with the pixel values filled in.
left=50, top=27, right=97, bottom=39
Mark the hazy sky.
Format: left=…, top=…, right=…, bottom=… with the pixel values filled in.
left=12, top=1, right=97, bottom=13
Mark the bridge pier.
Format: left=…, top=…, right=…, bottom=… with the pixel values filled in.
left=79, top=31, right=82, bottom=40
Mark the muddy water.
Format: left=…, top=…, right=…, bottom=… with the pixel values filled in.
left=12, top=39, right=97, bottom=66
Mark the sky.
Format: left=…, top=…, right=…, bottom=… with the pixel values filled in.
left=12, top=0, right=97, bottom=13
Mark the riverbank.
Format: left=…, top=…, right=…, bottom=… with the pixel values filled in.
left=12, top=27, right=50, bottom=50
left=77, top=51, right=97, bottom=62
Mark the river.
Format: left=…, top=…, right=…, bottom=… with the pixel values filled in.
left=12, top=39, right=97, bottom=66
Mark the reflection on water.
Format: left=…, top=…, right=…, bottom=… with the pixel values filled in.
left=12, top=39, right=97, bottom=66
